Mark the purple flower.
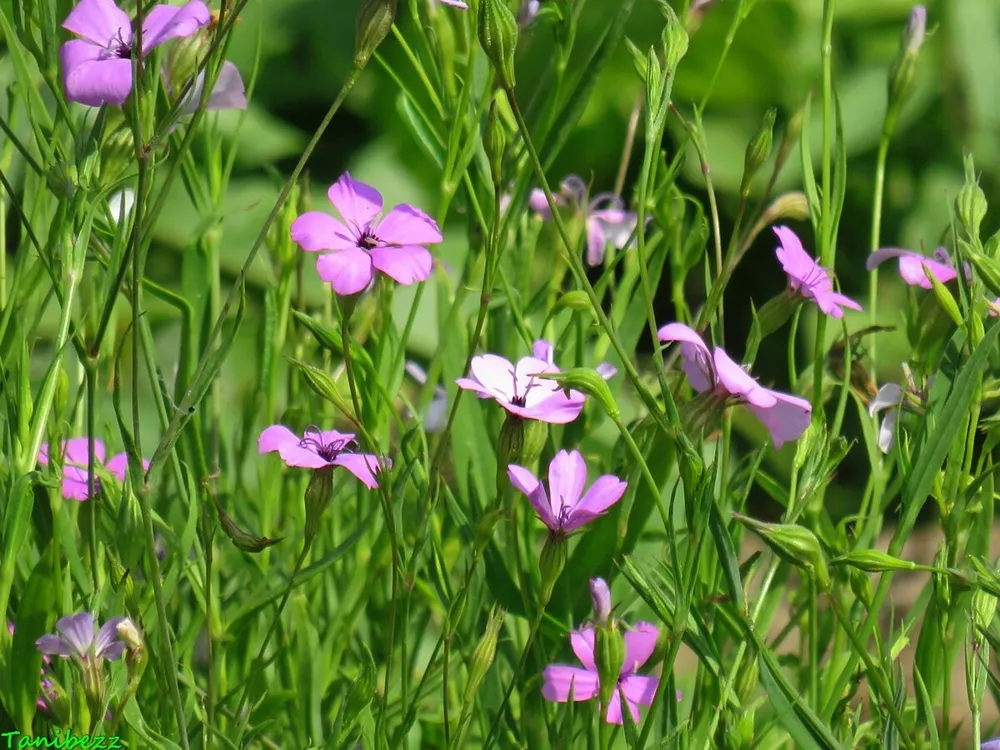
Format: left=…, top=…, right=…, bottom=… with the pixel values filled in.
left=658, top=323, right=811, bottom=448
left=542, top=623, right=659, bottom=725
left=438, top=0, right=469, bottom=7
left=456, top=339, right=607, bottom=424
left=36, top=613, right=126, bottom=663
left=38, top=438, right=149, bottom=501
left=60, top=0, right=211, bottom=107
left=865, top=247, right=960, bottom=289
left=590, top=578, right=612, bottom=625
left=773, top=226, right=862, bottom=318
left=291, top=172, right=443, bottom=296
left=179, top=60, right=247, bottom=113
left=508, top=450, right=626, bottom=534
left=258, top=425, right=388, bottom=489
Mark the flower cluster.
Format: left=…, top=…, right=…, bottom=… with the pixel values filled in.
left=38, top=438, right=149, bottom=501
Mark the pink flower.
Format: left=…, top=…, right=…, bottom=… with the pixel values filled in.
left=865, top=247, right=959, bottom=289
left=542, top=623, right=660, bottom=724
left=36, top=613, right=126, bottom=663
left=257, top=425, right=388, bottom=489
left=508, top=450, right=627, bottom=534
left=291, top=172, right=443, bottom=296
left=38, top=438, right=148, bottom=501
left=456, top=340, right=607, bottom=424
left=179, top=61, right=247, bottom=113
left=60, top=0, right=211, bottom=107
left=773, top=226, right=862, bottom=318
left=438, top=0, right=468, bottom=6
left=657, top=323, right=811, bottom=449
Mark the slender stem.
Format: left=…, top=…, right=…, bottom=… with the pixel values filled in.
left=483, top=606, right=546, bottom=748
left=868, top=135, right=890, bottom=363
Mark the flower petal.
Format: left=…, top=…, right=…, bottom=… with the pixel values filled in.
left=55, top=613, right=95, bottom=656
left=868, top=383, right=903, bottom=417
left=866, top=248, right=956, bottom=289
left=35, top=635, right=76, bottom=658
left=571, top=628, right=597, bottom=670
left=877, top=409, right=897, bottom=454
left=62, top=0, right=131, bottom=46
left=438, top=0, right=469, bottom=7
left=547, top=450, right=588, bottom=524
left=316, top=248, right=374, bottom=296
left=62, top=468, right=93, bottom=501
left=622, top=623, right=659, bottom=672
left=746, top=390, right=812, bottom=449
left=565, top=475, right=627, bottom=530
left=507, top=464, right=557, bottom=529
left=531, top=340, right=554, bottom=365
left=369, top=245, right=433, bottom=286
left=603, top=689, right=637, bottom=725
left=620, top=674, right=659, bottom=707
left=328, top=172, right=383, bottom=228
left=180, top=60, right=247, bottom=113
left=64, top=437, right=106, bottom=467
left=586, top=217, right=606, bottom=266
left=258, top=425, right=300, bottom=454
left=63, top=52, right=133, bottom=107
left=657, top=323, right=714, bottom=393
left=376, top=205, right=442, bottom=246
left=291, top=211, right=357, bottom=252
left=94, top=617, right=125, bottom=659
left=712, top=348, right=776, bottom=407
left=528, top=188, right=551, bottom=216
left=275, top=443, right=330, bottom=469
left=518, top=393, right=585, bottom=424
left=468, top=354, right=517, bottom=402
left=332, top=453, right=387, bottom=489
left=141, top=0, right=211, bottom=52
left=541, top=665, right=599, bottom=702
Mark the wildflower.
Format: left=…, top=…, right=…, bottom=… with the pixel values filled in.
left=178, top=60, right=247, bottom=113
left=404, top=361, right=448, bottom=432
left=984, top=739, right=1000, bottom=750
left=455, top=343, right=587, bottom=424
left=867, top=365, right=929, bottom=453
left=507, top=450, right=626, bottom=534
left=590, top=578, right=612, bottom=625
left=290, top=172, right=443, bottom=296
left=36, top=613, right=126, bottom=663
left=542, top=622, right=659, bottom=724
left=439, top=0, right=469, bottom=7
left=257, top=425, right=388, bottom=489
left=865, top=247, right=960, bottom=289
left=517, top=0, right=540, bottom=26
left=773, top=226, right=862, bottom=318
left=60, top=0, right=211, bottom=107
left=658, top=323, right=811, bottom=448
left=38, top=439, right=149, bottom=501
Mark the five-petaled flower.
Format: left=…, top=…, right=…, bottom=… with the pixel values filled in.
left=658, top=323, right=811, bottom=448
left=508, top=450, right=626, bottom=534
left=258, top=425, right=388, bottom=489
left=60, top=0, right=211, bottom=107
left=290, top=172, right=443, bottom=296
left=38, top=438, right=149, bottom=501
left=542, top=623, right=660, bottom=725
left=774, top=226, right=862, bottom=318
left=865, top=247, right=964, bottom=289
left=456, top=340, right=607, bottom=424
left=36, top=613, right=126, bottom=664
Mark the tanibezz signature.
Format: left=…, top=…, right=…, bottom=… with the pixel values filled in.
left=1, top=729, right=122, bottom=749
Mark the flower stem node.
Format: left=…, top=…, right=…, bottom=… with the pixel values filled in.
left=354, top=0, right=398, bottom=70
left=479, top=0, right=519, bottom=91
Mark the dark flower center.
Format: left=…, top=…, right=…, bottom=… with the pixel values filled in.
left=358, top=232, right=379, bottom=250
left=112, top=29, right=132, bottom=59
left=511, top=394, right=527, bottom=407
left=299, top=427, right=353, bottom=462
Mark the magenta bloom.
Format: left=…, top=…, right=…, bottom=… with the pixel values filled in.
left=258, top=425, right=388, bottom=489
left=36, top=613, right=126, bottom=663
left=773, top=226, right=861, bottom=318
left=508, top=450, right=626, bottom=533
left=456, top=340, right=594, bottom=424
left=658, top=323, right=811, bottom=449
left=542, top=623, right=659, bottom=725
left=291, top=172, right=443, bottom=296
left=38, top=438, right=148, bottom=501
left=865, top=247, right=959, bottom=289
left=60, top=0, right=210, bottom=107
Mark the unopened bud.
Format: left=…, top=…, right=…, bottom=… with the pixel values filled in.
left=593, top=623, right=625, bottom=713
left=974, top=586, right=998, bottom=632
left=660, top=4, right=689, bottom=72
left=342, top=643, right=377, bottom=721
left=903, top=6, right=927, bottom=54
left=116, top=618, right=142, bottom=650
left=733, top=514, right=830, bottom=589
left=741, top=108, right=776, bottom=198
left=464, top=606, right=505, bottom=702
left=479, top=0, right=519, bottom=90
left=956, top=162, right=987, bottom=241
left=734, top=658, right=758, bottom=705
left=117, top=484, right=145, bottom=569
left=47, top=161, right=77, bottom=199
left=538, top=535, right=567, bottom=604
left=484, top=95, right=507, bottom=190
left=831, top=550, right=923, bottom=574
left=966, top=252, right=1000, bottom=298
left=537, top=368, right=619, bottom=421
left=848, top=568, right=874, bottom=607
left=354, top=0, right=398, bottom=70
left=885, top=6, right=927, bottom=137
left=589, top=578, right=612, bottom=625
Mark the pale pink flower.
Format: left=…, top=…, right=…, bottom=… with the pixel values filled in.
left=773, top=226, right=862, bottom=318
left=542, top=623, right=659, bottom=725
left=38, top=438, right=148, bottom=501
left=258, top=425, right=388, bottom=489
left=658, top=323, right=811, bottom=448
left=36, top=613, right=126, bottom=663
left=291, top=172, right=443, bottom=296
left=866, top=247, right=960, bottom=289
left=507, top=450, right=627, bottom=534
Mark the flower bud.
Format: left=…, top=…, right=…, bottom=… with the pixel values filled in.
left=267, top=180, right=302, bottom=275
left=740, top=108, right=776, bottom=199
left=660, top=4, right=689, bottom=73
left=117, top=483, right=146, bottom=570
left=517, top=0, right=540, bottom=28
left=831, top=549, right=922, bottom=573
left=732, top=514, right=830, bottom=590
left=925, top=269, right=963, bottom=328
left=342, top=643, right=377, bottom=723
left=956, top=174, right=987, bottom=242
left=554, top=290, right=594, bottom=314
left=464, top=606, right=505, bottom=703
left=164, top=32, right=208, bottom=100
left=885, top=6, right=927, bottom=137
left=303, top=467, right=335, bottom=543
left=41, top=675, right=70, bottom=725
left=966, top=252, right=1000, bottom=298
left=118, top=618, right=148, bottom=700
left=974, top=586, right=998, bottom=633
left=479, top=0, right=519, bottom=91
left=537, top=368, right=619, bottom=421
left=484, top=95, right=507, bottom=191
left=538, top=534, right=567, bottom=604
left=46, top=161, right=77, bottom=199
left=100, top=126, right=135, bottom=186
left=589, top=578, right=612, bottom=625
left=354, top=0, right=398, bottom=70
left=734, top=657, right=758, bottom=706
left=848, top=568, right=873, bottom=607
left=593, top=623, right=625, bottom=713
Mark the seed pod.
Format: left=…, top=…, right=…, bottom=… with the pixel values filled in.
left=479, top=0, right=518, bottom=90
left=354, top=0, right=398, bottom=70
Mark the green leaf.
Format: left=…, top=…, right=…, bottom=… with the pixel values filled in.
left=10, top=542, right=57, bottom=731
